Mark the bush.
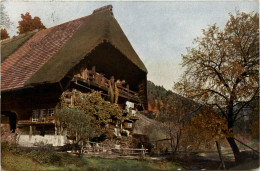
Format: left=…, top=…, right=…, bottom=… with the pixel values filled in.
left=26, top=150, right=62, bottom=165
left=1, top=142, right=22, bottom=154
left=25, top=150, right=86, bottom=167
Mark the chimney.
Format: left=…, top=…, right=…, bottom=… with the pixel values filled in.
left=93, top=5, right=113, bottom=16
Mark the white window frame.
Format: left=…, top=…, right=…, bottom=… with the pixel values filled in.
left=48, top=108, right=54, bottom=116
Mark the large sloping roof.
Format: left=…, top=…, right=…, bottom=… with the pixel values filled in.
left=1, top=9, right=147, bottom=91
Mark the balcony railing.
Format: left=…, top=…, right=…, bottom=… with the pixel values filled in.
left=18, top=119, right=55, bottom=125
left=72, top=67, right=140, bottom=103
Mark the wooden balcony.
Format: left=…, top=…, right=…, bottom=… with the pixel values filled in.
left=72, top=67, right=141, bottom=103
left=17, top=120, right=55, bottom=126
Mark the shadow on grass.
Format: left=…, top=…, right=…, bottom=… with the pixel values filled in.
left=1, top=143, right=183, bottom=171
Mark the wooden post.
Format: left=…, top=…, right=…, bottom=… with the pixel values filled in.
left=97, top=74, right=101, bottom=85
left=101, top=76, right=105, bottom=86
left=71, top=89, right=75, bottom=107
left=29, top=125, right=32, bottom=140
left=216, top=141, right=226, bottom=170
left=110, top=76, right=115, bottom=88
left=141, top=145, right=145, bottom=157
left=92, top=66, right=96, bottom=82
left=55, top=124, right=57, bottom=138
left=127, top=84, right=130, bottom=100
left=63, top=129, right=67, bottom=144
left=92, top=66, right=96, bottom=74
left=84, top=68, right=88, bottom=80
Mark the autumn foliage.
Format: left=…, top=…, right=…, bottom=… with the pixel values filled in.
left=181, top=107, right=231, bottom=151
left=17, top=12, right=46, bottom=34
left=160, top=96, right=199, bottom=152
left=57, top=91, right=128, bottom=145
left=1, top=28, right=10, bottom=40
left=174, top=11, right=259, bottom=162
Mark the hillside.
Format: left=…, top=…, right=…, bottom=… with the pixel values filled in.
left=146, top=80, right=200, bottom=119
left=133, top=113, right=159, bottom=135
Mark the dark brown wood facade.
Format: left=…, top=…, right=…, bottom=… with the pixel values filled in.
left=1, top=7, right=147, bottom=140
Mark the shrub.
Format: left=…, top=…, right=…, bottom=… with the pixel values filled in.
left=26, top=151, right=62, bottom=165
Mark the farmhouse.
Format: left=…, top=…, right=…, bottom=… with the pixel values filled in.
left=1, top=5, right=148, bottom=146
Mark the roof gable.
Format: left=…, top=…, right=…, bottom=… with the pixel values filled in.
left=25, top=10, right=147, bottom=87
left=1, top=9, right=147, bottom=91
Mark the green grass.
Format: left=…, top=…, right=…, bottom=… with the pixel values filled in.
left=221, top=140, right=259, bottom=153
left=1, top=144, right=183, bottom=171
left=83, top=157, right=183, bottom=171
left=224, top=153, right=234, bottom=157
left=196, top=153, right=208, bottom=157
left=2, top=150, right=75, bottom=171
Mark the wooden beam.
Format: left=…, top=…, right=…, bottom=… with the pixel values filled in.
left=58, top=81, right=64, bottom=91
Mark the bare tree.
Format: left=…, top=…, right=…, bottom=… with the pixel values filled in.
left=1, top=2, right=13, bottom=29
left=160, top=96, right=199, bottom=153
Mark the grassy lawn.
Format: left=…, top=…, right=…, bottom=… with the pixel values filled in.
left=83, top=157, right=183, bottom=171
left=221, top=140, right=259, bottom=153
left=2, top=150, right=81, bottom=171
left=1, top=144, right=183, bottom=171
left=196, top=153, right=208, bottom=157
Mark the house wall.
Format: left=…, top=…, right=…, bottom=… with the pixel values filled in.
left=17, top=135, right=67, bottom=147
left=77, top=42, right=147, bottom=107
left=1, top=84, right=62, bottom=120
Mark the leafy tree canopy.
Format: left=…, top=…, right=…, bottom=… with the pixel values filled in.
left=58, top=91, right=128, bottom=143
left=174, top=11, right=259, bottom=162
left=17, top=12, right=46, bottom=34
left=1, top=28, right=10, bottom=40
left=56, top=107, right=99, bottom=145
left=181, top=107, right=231, bottom=151
left=73, top=91, right=126, bottom=125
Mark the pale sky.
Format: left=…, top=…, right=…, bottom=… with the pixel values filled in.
left=3, top=1, right=258, bottom=90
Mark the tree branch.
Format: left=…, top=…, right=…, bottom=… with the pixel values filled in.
left=234, top=114, right=249, bottom=122
left=206, top=89, right=228, bottom=101
left=180, top=105, right=203, bottom=123
left=212, top=103, right=228, bottom=120
left=233, top=87, right=259, bottom=121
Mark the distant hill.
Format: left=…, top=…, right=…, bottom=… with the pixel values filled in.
left=146, top=80, right=200, bottom=119
left=134, top=81, right=203, bottom=138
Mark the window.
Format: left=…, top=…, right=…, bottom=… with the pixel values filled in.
left=127, top=123, right=132, bottom=128
left=48, top=108, right=54, bottom=116
left=32, top=110, right=39, bottom=122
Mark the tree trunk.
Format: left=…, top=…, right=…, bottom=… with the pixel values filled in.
left=170, top=137, right=174, bottom=152
left=226, top=100, right=241, bottom=163
left=216, top=141, right=225, bottom=170
left=174, top=130, right=181, bottom=152
left=227, top=137, right=241, bottom=163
